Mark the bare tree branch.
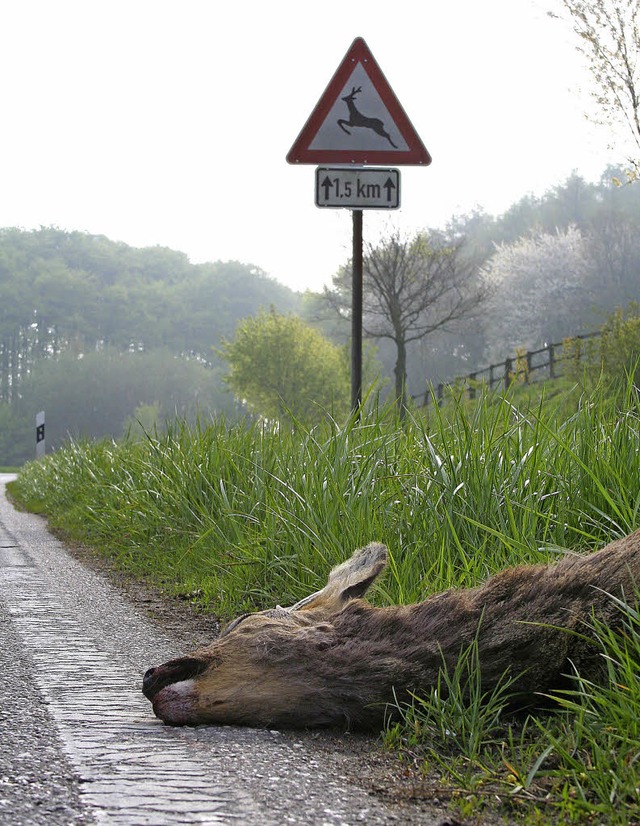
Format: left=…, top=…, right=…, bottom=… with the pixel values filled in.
left=559, top=0, right=640, bottom=172
left=324, top=228, right=489, bottom=417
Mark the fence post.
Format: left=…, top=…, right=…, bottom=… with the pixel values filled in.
left=468, top=372, right=477, bottom=400
left=504, top=358, right=512, bottom=391
left=549, top=343, right=556, bottom=379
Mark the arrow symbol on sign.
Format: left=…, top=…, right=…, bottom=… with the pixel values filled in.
left=321, top=176, right=334, bottom=201
left=383, top=177, right=397, bottom=203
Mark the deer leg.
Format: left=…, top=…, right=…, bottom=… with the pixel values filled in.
left=376, top=127, right=397, bottom=148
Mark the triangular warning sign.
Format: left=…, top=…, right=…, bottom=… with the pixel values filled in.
left=287, top=37, right=431, bottom=166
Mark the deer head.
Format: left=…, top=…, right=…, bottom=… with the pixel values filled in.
left=341, top=85, right=362, bottom=103
left=142, top=543, right=390, bottom=728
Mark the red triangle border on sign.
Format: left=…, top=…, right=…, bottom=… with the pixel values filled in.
left=286, top=37, right=431, bottom=166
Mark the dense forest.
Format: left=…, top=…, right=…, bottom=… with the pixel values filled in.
left=2, top=165, right=640, bottom=464
left=0, top=227, right=300, bottom=462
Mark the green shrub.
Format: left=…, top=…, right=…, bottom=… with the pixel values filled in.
left=564, top=302, right=640, bottom=387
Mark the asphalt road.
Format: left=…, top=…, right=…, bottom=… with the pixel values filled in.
left=0, top=474, right=442, bottom=826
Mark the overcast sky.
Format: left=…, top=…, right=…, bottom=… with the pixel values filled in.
left=1, top=0, right=630, bottom=292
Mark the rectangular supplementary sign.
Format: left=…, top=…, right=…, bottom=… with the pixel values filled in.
left=315, top=167, right=400, bottom=209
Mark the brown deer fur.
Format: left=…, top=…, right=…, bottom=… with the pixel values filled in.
left=142, top=530, right=640, bottom=729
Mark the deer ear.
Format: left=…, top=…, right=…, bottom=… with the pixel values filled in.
left=291, top=543, right=388, bottom=614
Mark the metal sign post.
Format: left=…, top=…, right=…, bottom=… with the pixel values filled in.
left=351, top=210, right=363, bottom=410
left=315, top=167, right=397, bottom=411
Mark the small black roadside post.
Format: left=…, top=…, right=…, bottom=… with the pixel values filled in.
left=36, top=410, right=45, bottom=459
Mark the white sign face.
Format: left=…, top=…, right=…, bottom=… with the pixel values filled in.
left=315, top=167, right=400, bottom=209
left=309, top=65, right=410, bottom=154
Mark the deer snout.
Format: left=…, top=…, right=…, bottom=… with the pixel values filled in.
left=142, top=666, right=159, bottom=697
left=142, top=657, right=209, bottom=700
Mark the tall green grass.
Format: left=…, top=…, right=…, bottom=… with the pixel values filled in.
left=11, top=376, right=640, bottom=822
left=383, top=597, right=640, bottom=823
left=12, top=378, right=640, bottom=613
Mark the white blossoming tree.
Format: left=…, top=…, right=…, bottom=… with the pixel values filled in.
left=480, top=226, right=594, bottom=363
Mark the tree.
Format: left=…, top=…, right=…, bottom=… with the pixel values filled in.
left=0, top=227, right=302, bottom=401
left=12, top=348, right=234, bottom=457
left=586, top=202, right=640, bottom=307
left=220, top=309, right=350, bottom=424
left=0, top=402, right=31, bottom=466
left=557, top=0, right=640, bottom=173
left=480, top=226, right=595, bottom=362
left=326, top=229, right=488, bottom=416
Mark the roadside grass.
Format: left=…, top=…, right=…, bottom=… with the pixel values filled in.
left=9, top=375, right=640, bottom=823
left=383, top=595, right=640, bottom=825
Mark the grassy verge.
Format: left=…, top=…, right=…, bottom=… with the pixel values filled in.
left=9, top=378, right=640, bottom=823
left=383, top=593, right=640, bottom=823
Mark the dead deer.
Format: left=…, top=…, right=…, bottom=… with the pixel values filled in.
left=337, top=86, right=398, bottom=148
left=143, top=530, right=640, bottom=729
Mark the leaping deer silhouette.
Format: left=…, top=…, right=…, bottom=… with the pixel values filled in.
left=337, top=86, right=397, bottom=148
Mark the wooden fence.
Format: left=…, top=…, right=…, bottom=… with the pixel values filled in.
left=419, top=330, right=601, bottom=407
